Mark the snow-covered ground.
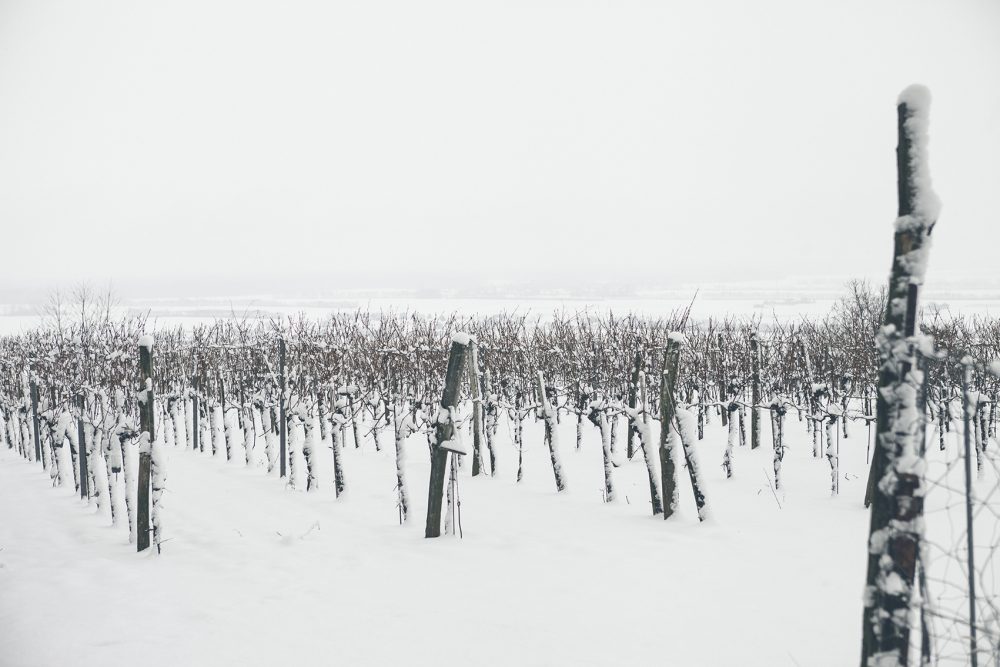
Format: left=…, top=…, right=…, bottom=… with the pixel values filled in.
left=0, top=407, right=886, bottom=666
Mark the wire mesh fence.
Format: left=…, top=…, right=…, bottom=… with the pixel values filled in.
left=921, top=372, right=1000, bottom=665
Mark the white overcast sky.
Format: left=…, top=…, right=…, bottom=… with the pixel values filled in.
left=0, top=0, right=998, bottom=296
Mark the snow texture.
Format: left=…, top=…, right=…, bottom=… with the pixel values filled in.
left=895, top=84, right=941, bottom=230
left=2, top=380, right=977, bottom=666
left=450, top=331, right=474, bottom=347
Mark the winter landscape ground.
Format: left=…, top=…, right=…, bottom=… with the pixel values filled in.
left=0, top=400, right=873, bottom=667
left=1, top=382, right=995, bottom=666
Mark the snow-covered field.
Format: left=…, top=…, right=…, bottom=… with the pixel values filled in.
left=1, top=408, right=882, bottom=666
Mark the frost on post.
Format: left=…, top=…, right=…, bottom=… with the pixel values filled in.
left=537, top=370, right=567, bottom=493
left=299, top=404, right=317, bottom=491
left=674, top=409, right=709, bottom=522
left=623, top=371, right=662, bottom=515
left=826, top=404, right=842, bottom=496
left=723, top=391, right=738, bottom=479
left=393, top=403, right=419, bottom=521
left=860, top=85, right=939, bottom=667
left=659, top=332, right=708, bottom=521
left=137, top=335, right=159, bottom=553
left=425, top=336, right=470, bottom=538
left=586, top=393, right=615, bottom=502
left=330, top=395, right=348, bottom=497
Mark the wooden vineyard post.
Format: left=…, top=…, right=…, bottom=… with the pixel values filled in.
left=637, top=371, right=663, bottom=515
left=749, top=331, right=761, bottom=449
left=192, top=374, right=200, bottom=452
left=332, top=405, right=346, bottom=497
left=960, top=361, right=979, bottom=665
left=219, top=373, right=229, bottom=460
left=716, top=334, right=728, bottom=428
left=659, top=336, right=682, bottom=519
left=483, top=370, right=498, bottom=474
left=137, top=337, right=155, bottom=553
left=469, top=339, right=484, bottom=477
left=30, top=380, right=41, bottom=465
left=77, top=394, right=89, bottom=500
left=860, top=86, right=939, bottom=667
left=537, top=371, right=567, bottom=493
left=626, top=351, right=642, bottom=459
left=278, top=337, right=287, bottom=479
left=660, top=333, right=707, bottom=520
left=425, top=336, right=470, bottom=538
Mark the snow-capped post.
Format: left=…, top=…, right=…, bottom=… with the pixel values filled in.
left=468, top=339, right=484, bottom=477
left=425, top=334, right=470, bottom=538
left=136, top=334, right=155, bottom=553
left=30, top=380, right=41, bottom=465
left=659, top=334, right=683, bottom=518
left=77, top=394, right=88, bottom=499
left=860, top=85, right=940, bottom=667
left=749, top=331, right=761, bottom=450
left=278, top=337, right=287, bottom=478
left=536, top=370, right=566, bottom=492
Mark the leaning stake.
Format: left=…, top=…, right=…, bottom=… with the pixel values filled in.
left=425, top=335, right=470, bottom=538
left=860, top=85, right=940, bottom=667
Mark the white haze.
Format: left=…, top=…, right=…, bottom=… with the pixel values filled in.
left=0, top=0, right=998, bottom=298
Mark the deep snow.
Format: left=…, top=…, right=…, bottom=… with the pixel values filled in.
left=0, top=406, right=955, bottom=666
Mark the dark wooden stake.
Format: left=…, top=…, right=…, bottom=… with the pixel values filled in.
left=860, top=88, right=937, bottom=667
left=30, top=381, right=42, bottom=465
left=749, top=331, right=761, bottom=449
left=278, top=337, right=287, bottom=478
left=425, top=338, right=469, bottom=538
left=77, top=394, right=89, bottom=500
left=960, top=362, right=979, bottom=666
left=626, top=351, right=642, bottom=459
left=192, top=376, right=200, bottom=452
left=137, top=340, right=155, bottom=553
left=659, top=337, right=682, bottom=519
left=469, top=339, right=484, bottom=477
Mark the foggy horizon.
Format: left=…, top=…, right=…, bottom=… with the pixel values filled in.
left=4, top=264, right=1000, bottom=303
left=2, top=0, right=999, bottom=298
